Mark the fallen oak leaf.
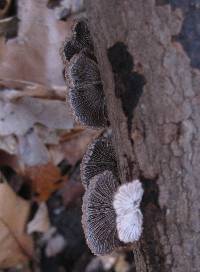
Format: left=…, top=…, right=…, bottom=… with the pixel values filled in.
left=0, top=182, right=34, bottom=269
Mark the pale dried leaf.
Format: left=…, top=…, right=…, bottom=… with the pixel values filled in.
left=18, top=130, right=49, bottom=166
left=0, top=97, right=73, bottom=136
left=27, top=203, right=50, bottom=234
left=0, top=135, right=18, bottom=154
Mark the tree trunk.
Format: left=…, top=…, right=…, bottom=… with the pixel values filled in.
left=85, top=1, right=200, bottom=271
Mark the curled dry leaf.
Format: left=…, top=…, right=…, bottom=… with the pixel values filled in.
left=27, top=202, right=50, bottom=234
left=0, top=182, right=33, bottom=268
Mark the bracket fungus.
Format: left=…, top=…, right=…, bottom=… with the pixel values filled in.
left=82, top=170, right=123, bottom=255
left=69, top=84, right=107, bottom=128
left=66, top=53, right=101, bottom=88
left=61, top=20, right=108, bottom=128
left=81, top=136, right=118, bottom=188
left=61, top=20, right=94, bottom=62
left=113, top=180, right=144, bottom=243
left=61, top=19, right=145, bottom=255
left=81, top=137, right=144, bottom=253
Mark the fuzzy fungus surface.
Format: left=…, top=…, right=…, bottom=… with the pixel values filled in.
left=61, top=20, right=94, bottom=62
left=66, top=53, right=101, bottom=88
left=69, top=84, right=107, bottom=128
left=82, top=170, right=122, bottom=255
left=113, top=180, right=144, bottom=243
left=66, top=53, right=108, bottom=127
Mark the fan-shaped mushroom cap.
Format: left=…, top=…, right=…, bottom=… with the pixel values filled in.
left=81, top=136, right=118, bottom=188
left=72, top=20, right=93, bottom=50
left=113, top=180, right=144, bottom=243
left=66, top=53, right=101, bottom=88
left=69, top=84, right=107, bottom=128
left=61, top=19, right=108, bottom=129
left=61, top=39, right=78, bottom=64
left=66, top=52, right=107, bottom=128
left=82, top=170, right=122, bottom=255
left=61, top=20, right=94, bottom=62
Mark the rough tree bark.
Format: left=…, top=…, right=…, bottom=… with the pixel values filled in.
left=85, top=1, right=200, bottom=271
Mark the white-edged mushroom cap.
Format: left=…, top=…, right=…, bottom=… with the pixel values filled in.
left=81, top=136, right=118, bottom=188
left=113, top=180, right=144, bottom=243
left=82, top=170, right=122, bottom=255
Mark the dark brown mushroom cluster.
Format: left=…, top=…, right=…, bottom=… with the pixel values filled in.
left=61, top=20, right=108, bottom=128
left=61, top=19, right=144, bottom=256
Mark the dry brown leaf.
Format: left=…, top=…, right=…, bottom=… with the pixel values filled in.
left=0, top=0, right=72, bottom=86
left=26, top=162, right=64, bottom=202
left=0, top=183, right=34, bottom=269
